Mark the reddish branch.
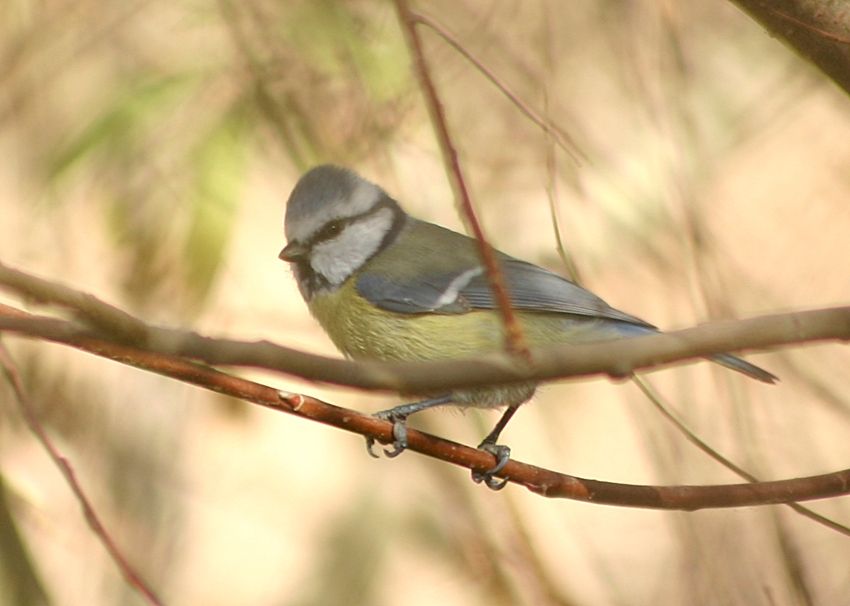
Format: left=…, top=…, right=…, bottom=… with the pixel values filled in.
left=633, top=377, right=850, bottom=534
left=393, top=0, right=530, bottom=360
left=2, top=302, right=850, bottom=513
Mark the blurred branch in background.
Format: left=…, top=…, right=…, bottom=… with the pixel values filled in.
left=0, top=341, right=162, bottom=605
left=411, top=10, right=585, bottom=164
left=731, top=0, right=850, bottom=96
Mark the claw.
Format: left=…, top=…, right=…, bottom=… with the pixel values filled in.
left=365, top=436, right=381, bottom=459
left=471, top=442, right=511, bottom=490
left=382, top=443, right=405, bottom=458
left=363, top=395, right=453, bottom=460
left=477, top=474, right=509, bottom=491
left=364, top=412, right=410, bottom=458
left=383, top=418, right=408, bottom=457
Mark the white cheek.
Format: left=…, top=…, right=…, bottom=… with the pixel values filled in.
left=310, top=208, right=394, bottom=286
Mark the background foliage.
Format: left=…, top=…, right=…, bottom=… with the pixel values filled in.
left=1, top=1, right=849, bottom=604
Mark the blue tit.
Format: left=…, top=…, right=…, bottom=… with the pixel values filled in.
left=279, top=165, right=776, bottom=486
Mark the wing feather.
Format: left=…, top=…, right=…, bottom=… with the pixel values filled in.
left=356, top=251, right=652, bottom=327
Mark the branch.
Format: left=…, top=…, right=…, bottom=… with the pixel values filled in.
left=633, top=377, right=850, bottom=535
left=0, top=339, right=163, bottom=605
left=2, top=303, right=849, bottom=510
left=410, top=11, right=585, bottom=165
left=1, top=262, right=850, bottom=393
left=730, top=0, right=850, bottom=96
left=393, top=0, right=530, bottom=359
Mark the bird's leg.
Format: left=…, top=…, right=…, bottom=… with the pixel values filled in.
left=471, top=404, right=520, bottom=490
left=365, top=394, right=453, bottom=458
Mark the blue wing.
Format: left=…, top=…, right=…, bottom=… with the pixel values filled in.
left=357, top=252, right=652, bottom=327
left=354, top=220, right=776, bottom=383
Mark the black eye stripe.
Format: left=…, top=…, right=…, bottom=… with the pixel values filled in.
left=316, top=220, right=343, bottom=240
left=309, top=217, right=353, bottom=247
left=293, top=195, right=407, bottom=298
left=306, top=196, right=399, bottom=248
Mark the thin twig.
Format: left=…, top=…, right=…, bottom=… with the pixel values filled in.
left=0, top=309, right=821, bottom=392
left=0, top=261, right=147, bottom=343
left=544, top=101, right=583, bottom=284
left=633, top=376, right=850, bottom=536
left=216, top=0, right=311, bottom=168
left=411, top=11, right=586, bottom=165
left=0, top=340, right=163, bottom=605
left=1, top=304, right=849, bottom=509
left=3, top=263, right=850, bottom=394
left=393, top=0, right=530, bottom=360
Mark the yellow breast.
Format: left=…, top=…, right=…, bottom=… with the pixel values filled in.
left=307, top=279, right=608, bottom=362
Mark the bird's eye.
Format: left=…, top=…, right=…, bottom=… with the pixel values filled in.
left=320, top=220, right=344, bottom=239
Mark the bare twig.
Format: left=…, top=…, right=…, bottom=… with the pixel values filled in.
left=633, top=376, right=850, bottom=536
left=393, top=0, right=530, bottom=359
left=730, top=0, right=850, bottom=96
left=216, top=0, right=312, bottom=169
left=0, top=262, right=147, bottom=342
left=1, top=303, right=849, bottom=509
left=2, top=262, right=850, bottom=393
left=0, top=340, right=163, bottom=605
left=410, top=11, right=585, bottom=165
left=543, top=102, right=582, bottom=284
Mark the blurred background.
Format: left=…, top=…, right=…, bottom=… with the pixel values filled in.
left=1, top=1, right=850, bottom=604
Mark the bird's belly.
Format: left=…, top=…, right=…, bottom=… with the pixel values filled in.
left=307, top=283, right=619, bottom=407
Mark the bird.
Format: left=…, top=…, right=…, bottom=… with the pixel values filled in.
left=279, top=164, right=777, bottom=488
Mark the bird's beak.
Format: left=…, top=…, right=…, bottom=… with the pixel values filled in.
left=279, top=241, right=308, bottom=262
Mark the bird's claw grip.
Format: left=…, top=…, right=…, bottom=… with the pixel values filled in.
left=365, top=411, right=409, bottom=458
left=471, top=442, right=511, bottom=490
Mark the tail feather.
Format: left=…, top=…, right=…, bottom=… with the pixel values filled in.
left=709, top=353, right=778, bottom=384
left=610, top=321, right=778, bottom=384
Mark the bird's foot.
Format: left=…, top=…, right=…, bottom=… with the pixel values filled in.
left=365, top=410, right=409, bottom=459
left=364, top=395, right=453, bottom=459
left=471, top=441, right=511, bottom=490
